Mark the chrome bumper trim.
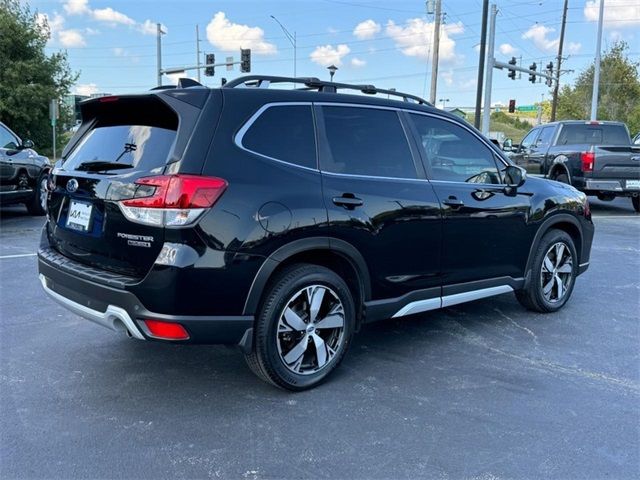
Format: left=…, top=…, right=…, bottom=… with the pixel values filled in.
left=39, top=274, right=145, bottom=340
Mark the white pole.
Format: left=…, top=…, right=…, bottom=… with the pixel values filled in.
left=196, top=25, right=201, bottom=83
left=590, top=0, right=605, bottom=120
left=429, top=0, right=442, bottom=105
left=481, top=4, right=497, bottom=136
left=157, top=23, right=162, bottom=86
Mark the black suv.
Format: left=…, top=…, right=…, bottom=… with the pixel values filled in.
left=38, top=76, right=594, bottom=390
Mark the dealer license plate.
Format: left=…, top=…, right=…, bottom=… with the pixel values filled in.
left=66, top=200, right=93, bottom=232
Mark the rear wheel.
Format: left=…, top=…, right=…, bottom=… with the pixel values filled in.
left=554, top=172, right=570, bottom=185
left=632, top=196, right=640, bottom=213
left=516, top=229, right=577, bottom=313
left=245, top=264, right=355, bottom=390
left=25, top=174, right=47, bottom=216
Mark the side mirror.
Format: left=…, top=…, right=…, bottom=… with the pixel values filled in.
left=504, top=165, right=526, bottom=189
left=21, top=139, right=34, bottom=149
left=502, top=138, right=513, bottom=151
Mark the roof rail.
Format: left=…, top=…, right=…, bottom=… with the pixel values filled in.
left=223, top=75, right=431, bottom=106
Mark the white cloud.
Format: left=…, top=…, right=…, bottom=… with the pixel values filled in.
left=113, top=47, right=126, bottom=56
left=63, top=0, right=90, bottom=16
left=138, top=19, right=165, bottom=36
left=385, top=18, right=464, bottom=62
left=567, top=42, right=581, bottom=53
left=36, top=12, right=65, bottom=37
left=59, top=29, right=86, bottom=47
left=92, top=7, right=135, bottom=26
left=350, top=57, right=366, bottom=68
left=522, top=24, right=559, bottom=52
left=353, top=19, right=381, bottom=40
left=499, top=43, right=517, bottom=56
left=310, top=44, right=350, bottom=67
left=441, top=70, right=454, bottom=86
left=584, top=0, right=640, bottom=27
left=74, top=83, right=99, bottom=96
left=206, top=12, right=276, bottom=54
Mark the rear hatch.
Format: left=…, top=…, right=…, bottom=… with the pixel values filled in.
left=46, top=90, right=212, bottom=278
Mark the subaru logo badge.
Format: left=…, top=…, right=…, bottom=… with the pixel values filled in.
left=66, top=179, right=79, bottom=193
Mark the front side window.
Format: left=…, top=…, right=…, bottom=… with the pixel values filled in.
left=242, top=105, right=316, bottom=169
left=409, top=114, right=502, bottom=184
left=0, top=125, right=19, bottom=150
left=319, top=106, right=417, bottom=179
left=536, top=126, right=555, bottom=147
left=520, top=129, right=539, bottom=149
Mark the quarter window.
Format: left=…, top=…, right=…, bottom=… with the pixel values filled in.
left=409, top=114, right=502, bottom=184
left=242, top=105, right=316, bottom=169
left=320, top=106, right=418, bottom=179
left=0, top=125, right=19, bottom=150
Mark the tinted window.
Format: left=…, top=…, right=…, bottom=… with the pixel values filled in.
left=242, top=105, right=316, bottom=169
left=557, top=124, right=630, bottom=145
left=63, top=125, right=176, bottom=172
left=320, top=106, right=417, bottom=179
left=536, top=126, right=555, bottom=147
left=0, top=125, right=19, bottom=149
left=410, top=114, right=502, bottom=184
left=520, top=129, right=539, bottom=149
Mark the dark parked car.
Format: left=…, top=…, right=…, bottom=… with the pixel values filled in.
left=511, top=121, right=640, bottom=212
left=38, top=76, right=594, bottom=390
left=0, top=121, right=51, bottom=215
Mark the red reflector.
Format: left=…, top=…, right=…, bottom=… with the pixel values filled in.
left=98, top=96, right=119, bottom=103
left=122, top=175, right=228, bottom=208
left=580, top=151, right=595, bottom=172
left=144, top=320, right=189, bottom=340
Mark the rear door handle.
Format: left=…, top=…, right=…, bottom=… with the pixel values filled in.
left=332, top=194, right=363, bottom=209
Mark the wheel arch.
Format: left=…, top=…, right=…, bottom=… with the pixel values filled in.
left=524, top=213, right=583, bottom=285
left=548, top=156, right=571, bottom=182
left=242, top=237, right=371, bottom=325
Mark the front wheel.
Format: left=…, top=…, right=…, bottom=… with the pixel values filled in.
left=26, top=174, right=48, bottom=216
left=632, top=196, right=639, bottom=213
left=245, top=264, right=355, bottom=391
left=516, top=229, right=578, bottom=313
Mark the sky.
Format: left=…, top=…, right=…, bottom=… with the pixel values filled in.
left=28, top=0, right=640, bottom=109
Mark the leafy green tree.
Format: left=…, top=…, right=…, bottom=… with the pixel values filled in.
left=556, top=42, right=640, bottom=134
left=0, top=0, right=77, bottom=157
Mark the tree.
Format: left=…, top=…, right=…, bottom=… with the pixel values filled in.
left=556, top=42, right=640, bottom=134
left=0, top=0, right=77, bottom=157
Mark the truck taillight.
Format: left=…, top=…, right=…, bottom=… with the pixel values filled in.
left=580, top=151, right=595, bottom=173
left=118, top=174, right=227, bottom=227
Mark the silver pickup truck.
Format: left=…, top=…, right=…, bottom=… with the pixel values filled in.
left=510, top=121, right=640, bottom=212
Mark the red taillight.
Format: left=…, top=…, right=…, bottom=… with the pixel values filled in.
left=143, top=320, right=190, bottom=340
left=98, top=96, right=119, bottom=103
left=119, top=175, right=227, bottom=227
left=580, top=151, right=595, bottom=172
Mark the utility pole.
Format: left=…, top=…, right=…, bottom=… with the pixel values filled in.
left=590, top=0, right=605, bottom=120
left=481, top=3, right=497, bottom=136
left=550, top=0, right=568, bottom=121
left=156, top=23, right=166, bottom=87
left=429, top=0, right=442, bottom=105
left=474, top=0, right=489, bottom=129
left=196, top=25, right=201, bottom=82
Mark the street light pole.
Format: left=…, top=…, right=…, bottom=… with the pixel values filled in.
left=327, top=64, right=338, bottom=82
left=156, top=22, right=166, bottom=87
left=270, top=15, right=296, bottom=77
left=590, top=0, right=605, bottom=121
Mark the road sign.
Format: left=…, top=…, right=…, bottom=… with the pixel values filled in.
left=517, top=105, right=537, bottom=112
left=49, top=99, right=59, bottom=127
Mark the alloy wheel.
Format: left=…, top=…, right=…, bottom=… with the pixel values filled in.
left=39, top=177, right=48, bottom=211
left=540, top=242, right=574, bottom=303
left=276, top=285, right=345, bottom=375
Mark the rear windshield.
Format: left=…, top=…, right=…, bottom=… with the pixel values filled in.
left=557, top=124, right=630, bottom=146
left=63, top=125, right=176, bottom=172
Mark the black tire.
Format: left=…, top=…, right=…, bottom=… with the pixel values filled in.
left=554, top=172, right=570, bottom=185
left=515, top=229, right=578, bottom=313
left=632, top=196, right=640, bottom=213
left=245, top=263, right=355, bottom=391
left=25, top=174, right=47, bottom=216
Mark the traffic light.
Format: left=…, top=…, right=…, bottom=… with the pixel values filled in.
left=507, top=57, right=517, bottom=80
left=240, top=48, right=251, bottom=73
left=545, top=62, right=554, bottom=87
left=528, top=62, right=537, bottom=83
left=205, top=53, right=215, bottom=77
left=508, top=99, right=516, bottom=113
left=221, top=78, right=227, bottom=86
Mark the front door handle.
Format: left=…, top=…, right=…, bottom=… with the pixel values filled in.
left=443, top=196, right=464, bottom=208
left=332, top=194, right=363, bottom=210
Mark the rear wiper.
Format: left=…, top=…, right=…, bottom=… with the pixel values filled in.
left=76, top=161, right=133, bottom=172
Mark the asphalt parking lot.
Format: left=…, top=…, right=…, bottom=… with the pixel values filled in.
left=1, top=198, right=639, bottom=480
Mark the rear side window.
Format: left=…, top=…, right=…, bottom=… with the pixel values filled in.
left=63, top=125, right=177, bottom=173
left=557, top=124, right=630, bottom=145
left=241, top=105, right=316, bottom=169
left=320, top=106, right=417, bottom=179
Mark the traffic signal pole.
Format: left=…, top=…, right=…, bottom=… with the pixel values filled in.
left=474, top=0, right=489, bottom=129
left=481, top=4, right=497, bottom=136
left=550, top=0, right=568, bottom=122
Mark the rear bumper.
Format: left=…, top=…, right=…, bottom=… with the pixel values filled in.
left=38, top=252, right=254, bottom=346
left=574, top=178, right=640, bottom=195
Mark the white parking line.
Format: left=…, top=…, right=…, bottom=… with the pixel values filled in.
left=593, top=215, right=640, bottom=219
left=0, top=253, right=37, bottom=259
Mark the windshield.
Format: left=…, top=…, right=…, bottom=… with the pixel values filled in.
left=63, top=125, right=176, bottom=172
